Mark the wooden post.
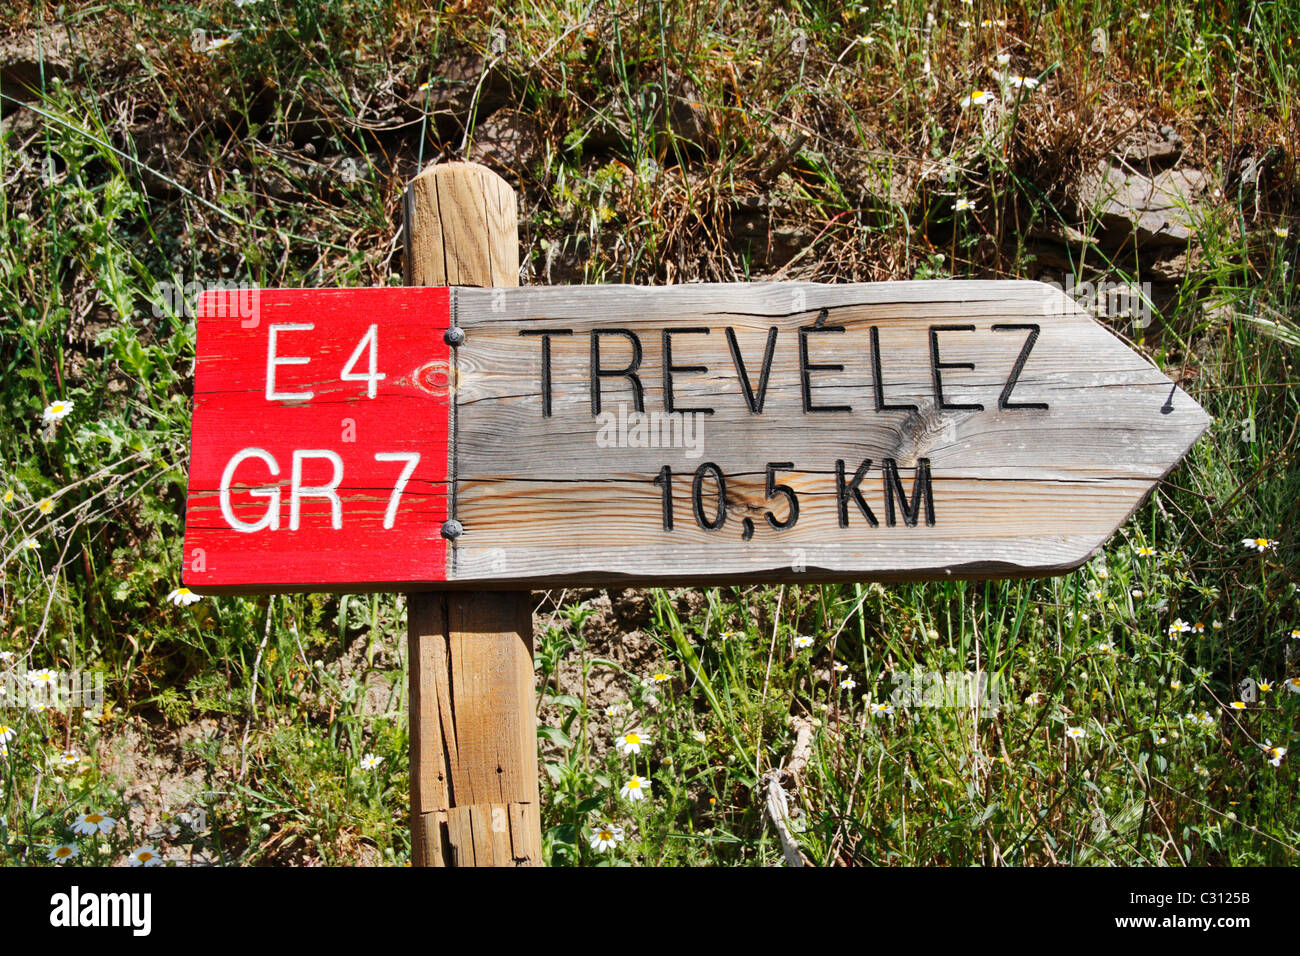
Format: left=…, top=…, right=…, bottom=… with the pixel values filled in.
left=403, top=162, right=542, bottom=866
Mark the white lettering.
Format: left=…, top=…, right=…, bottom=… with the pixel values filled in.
left=219, top=448, right=281, bottom=532
left=266, top=323, right=314, bottom=401
left=290, top=449, right=344, bottom=530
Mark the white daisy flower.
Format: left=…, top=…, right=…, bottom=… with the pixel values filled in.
left=620, top=775, right=650, bottom=801
left=359, top=753, right=383, bottom=770
left=615, top=729, right=648, bottom=756
left=167, top=587, right=202, bottom=607
left=128, top=845, right=163, bottom=867
left=1007, top=74, right=1039, bottom=89
left=1264, top=742, right=1287, bottom=767
left=793, top=635, right=814, bottom=649
left=1274, top=226, right=1289, bottom=239
left=833, top=662, right=848, bottom=673
left=691, top=730, right=707, bottom=744
left=41, top=400, right=74, bottom=425
left=1024, top=692, right=1043, bottom=705
left=869, top=701, right=894, bottom=717
left=1228, top=700, right=1247, bottom=711
left=27, top=668, right=56, bottom=685
left=954, top=198, right=975, bottom=212
left=1287, top=677, right=1300, bottom=695
left=605, top=702, right=626, bottom=717
left=960, top=89, right=994, bottom=108
left=840, top=677, right=857, bottom=690
left=60, top=750, right=78, bottom=766
left=1168, top=618, right=1192, bottom=636
left=37, top=498, right=54, bottom=515
left=995, top=53, right=1011, bottom=65
left=650, top=671, right=671, bottom=683
left=589, top=823, right=625, bottom=852
left=1066, top=726, right=1086, bottom=740
left=71, top=811, right=116, bottom=835
left=1134, top=545, right=1157, bottom=557
left=1258, top=680, right=1273, bottom=694
left=1242, top=537, right=1276, bottom=552
left=48, top=844, right=79, bottom=863
left=202, top=35, right=238, bottom=55
left=0, top=723, right=15, bottom=745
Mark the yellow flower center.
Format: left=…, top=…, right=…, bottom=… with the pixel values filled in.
left=38, top=499, right=53, bottom=514
left=624, top=733, right=640, bottom=745
left=599, top=830, right=613, bottom=841
left=1255, top=538, right=1269, bottom=547
left=56, top=847, right=72, bottom=857
left=86, top=814, right=102, bottom=824
left=139, top=852, right=153, bottom=861
left=628, top=778, right=641, bottom=789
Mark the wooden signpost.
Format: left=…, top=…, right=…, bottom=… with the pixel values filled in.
left=181, top=162, right=1209, bottom=865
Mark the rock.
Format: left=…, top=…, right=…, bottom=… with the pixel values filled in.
left=0, top=24, right=74, bottom=107
left=1077, top=163, right=1213, bottom=249
left=0, top=104, right=40, bottom=146
left=728, top=192, right=816, bottom=268
left=581, top=76, right=715, bottom=155
left=1113, top=122, right=1182, bottom=168
left=406, top=51, right=511, bottom=122
left=846, top=156, right=919, bottom=210
left=468, top=108, right=542, bottom=180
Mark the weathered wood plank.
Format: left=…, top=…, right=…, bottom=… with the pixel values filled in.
left=403, top=161, right=540, bottom=869
left=445, top=280, right=1208, bottom=584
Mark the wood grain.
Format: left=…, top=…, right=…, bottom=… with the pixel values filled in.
left=404, top=161, right=541, bottom=868
left=445, top=280, right=1209, bottom=584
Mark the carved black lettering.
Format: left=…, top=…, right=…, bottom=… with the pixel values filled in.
left=799, top=314, right=851, bottom=413
left=990, top=324, right=1049, bottom=410
left=929, top=325, right=984, bottom=411
left=764, top=461, right=800, bottom=530
left=662, top=328, right=714, bottom=415
left=692, top=462, right=727, bottom=531
left=519, top=329, right=573, bottom=417
left=653, top=464, right=673, bottom=530
left=836, top=457, right=878, bottom=528
left=725, top=326, right=779, bottom=414
left=590, top=329, right=644, bottom=415
left=870, top=326, right=919, bottom=412
left=883, top=458, right=935, bottom=527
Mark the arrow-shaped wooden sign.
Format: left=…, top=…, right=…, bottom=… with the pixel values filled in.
left=181, top=280, right=1209, bottom=592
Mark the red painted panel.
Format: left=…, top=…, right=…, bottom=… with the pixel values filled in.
left=182, top=287, right=452, bottom=590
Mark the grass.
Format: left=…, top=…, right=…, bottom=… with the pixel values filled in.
left=0, top=0, right=1296, bottom=865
